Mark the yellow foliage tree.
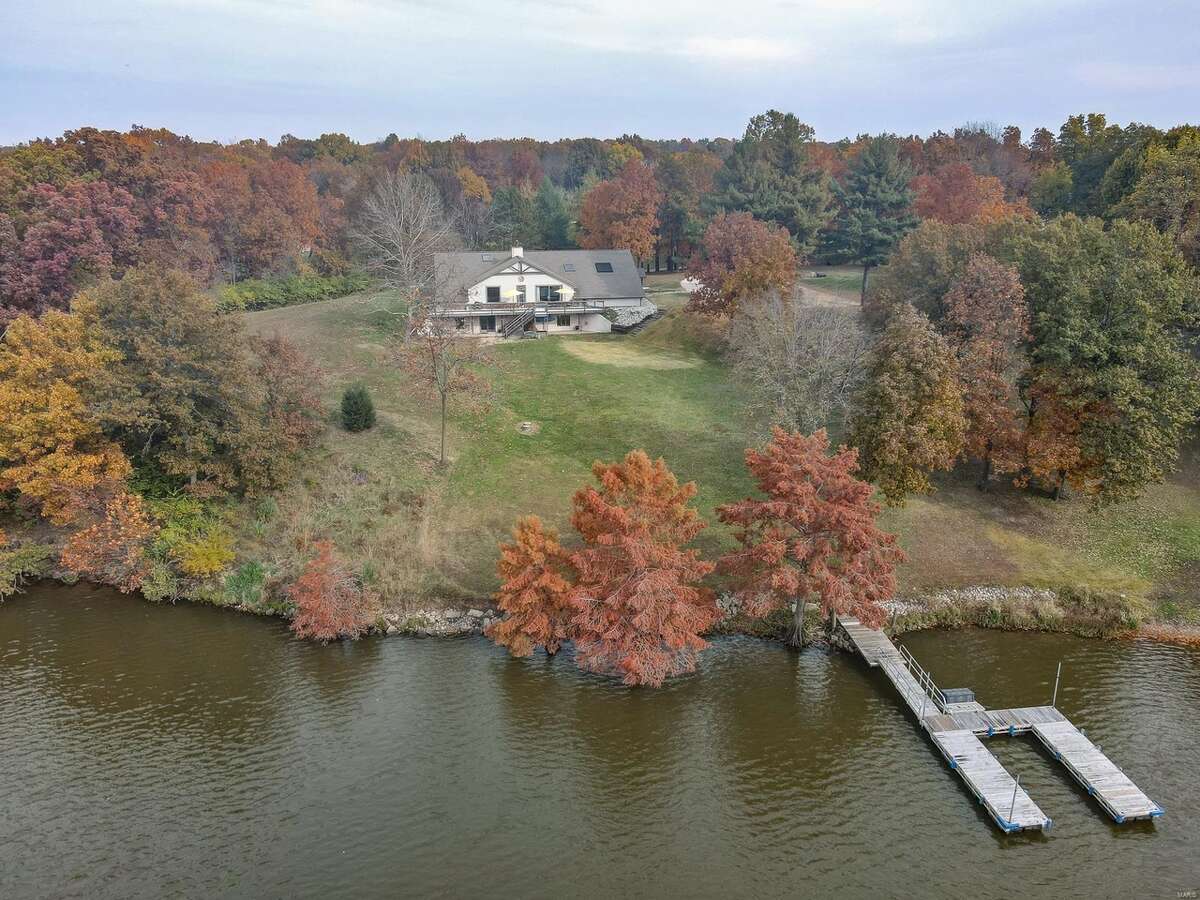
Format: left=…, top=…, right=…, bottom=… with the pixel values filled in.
left=0, top=304, right=131, bottom=523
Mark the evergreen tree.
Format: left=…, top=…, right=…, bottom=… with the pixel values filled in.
left=533, top=177, right=573, bottom=249
left=707, top=110, right=831, bottom=258
left=830, top=135, right=918, bottom=304
left=488, top=185, right=538, bottom=249
left=340, top=383, right=376, bottom=432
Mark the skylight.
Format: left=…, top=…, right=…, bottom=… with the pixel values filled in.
left=481, top=253, right=496, bottom=261
left=563, top=263, right=576, bottom=272
left=594, top=262, right=614, bottom=273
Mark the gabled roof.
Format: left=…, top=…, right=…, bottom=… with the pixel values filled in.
left=434, top=249, right=644, bottom=302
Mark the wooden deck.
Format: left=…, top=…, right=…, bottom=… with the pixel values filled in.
left=835, top=616, right=1161, bottom=833
left=1032, top=721, right=1164, bottom=823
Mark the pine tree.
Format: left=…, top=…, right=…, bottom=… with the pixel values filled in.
left=831, top=135, right=918, bottom=303
left=533, top=177, right=573, bottom=249
left=341, top=383, right=376, bottom=432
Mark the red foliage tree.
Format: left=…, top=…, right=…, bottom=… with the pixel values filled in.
left=577, top=160, right=662, bottom=264
left=287, top=541, right=378, bottom=643
left=717, top=428, right=905, bottom=646
left=568, top=450, right=718, bottom=686
left=487, top=515, right=575, bottom=657
left=912, top=163, right=1029, bottom=225
left=0, top=180, right=139, bottom=318
left=943, top=254, right=1031, bottom=487
left=60, top=491, right=157, bottom=593
left=686, top=212, right=797, bottom=317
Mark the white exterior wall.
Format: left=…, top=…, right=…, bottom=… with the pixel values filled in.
left=465, top=271, right=575, bottom=305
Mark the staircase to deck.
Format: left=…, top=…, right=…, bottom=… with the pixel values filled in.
left=501, top=308, right=534, bottom=337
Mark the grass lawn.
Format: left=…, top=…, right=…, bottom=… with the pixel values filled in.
left=243, top=288, right=1200, bottom=620
left=803, top=265, right=866, bottom=301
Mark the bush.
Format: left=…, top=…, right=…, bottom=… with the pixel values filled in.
left=150, top=495, right=235, bottom=579
left=217, top=272, right=370, bottom=313
left=287, top=541, right=378, bottom=642
left=341, top=384, right=376, bottom=432
left=0, top=542, right=54, bottom=601
left=225, top=561, right=267, bottom=607
left=176, top=528, right=236, bottom=577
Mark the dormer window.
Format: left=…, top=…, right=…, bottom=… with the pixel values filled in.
left=594, top=262, right=614, bottom=273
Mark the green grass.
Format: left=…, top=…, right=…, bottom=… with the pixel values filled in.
left=238, top=288, right=1200, bottom=619
left=804, top=265, right=865, bottom=300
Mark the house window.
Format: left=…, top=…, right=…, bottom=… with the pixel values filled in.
left=556, top=314, right=572, bottom=327
left=516, top=286, right=527, bottom=303
left=563, top=263, right=576, bottom=272
left=486, top=286, right=500, bottom=303
left=594, top=261, right=614, bottom=273
left=479, top=315, right=496, bottom=332
left=538, top=285, right=562, bottom=302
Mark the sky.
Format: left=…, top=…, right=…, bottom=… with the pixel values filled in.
left=2, top=0, right=1198, bottom=146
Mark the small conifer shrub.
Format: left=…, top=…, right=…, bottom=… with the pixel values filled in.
left=341, top=384, right=376, bottom=432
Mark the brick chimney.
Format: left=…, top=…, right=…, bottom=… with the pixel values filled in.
left=511, top=246, right=523, bottom=258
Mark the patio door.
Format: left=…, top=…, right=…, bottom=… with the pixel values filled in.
left=479, top=315, right=496, bottom=333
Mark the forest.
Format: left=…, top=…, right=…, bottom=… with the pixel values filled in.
left=1, top=112, right=1197, bottom=683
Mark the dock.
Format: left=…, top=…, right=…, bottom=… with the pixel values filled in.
left=837, top=616, right=1163, bottom=833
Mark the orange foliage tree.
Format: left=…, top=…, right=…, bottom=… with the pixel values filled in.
left=686, top=212, right=797, bottom=317
left=0, top=304, right=131, bottom=524
left=287, top=541, right=378, bottom=642
left=943, top=254, right=1031, bottom=487
left=567, top=451, right=718, bottom=686
left=912, top=162, right=1029, bottom=225
left=60, top=491, right=157, bottom=592
left=487, top=515, right=575, bottom=657
left=717, top=428, right=905, bottom=646
left=578, top=160, right=663, bottom=264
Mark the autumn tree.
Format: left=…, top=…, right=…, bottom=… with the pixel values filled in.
left=828, top=136, right=918, bottom=303
left=288, top=540, right=379, bottom=642
left=60, top=490, right=156, bottom=592
left=686, top=212, right=797, bottom=317
left=717, top=428, right=904, bottom=646
left=568, top=451, right=718, bottom=686
left=577, top=159, right=662, bottom=264
left=727, top=291, right=868, bottom=434
left=1119, top=138, right=1200, bottom=268
left=0, top=305, right=130, bottom=524
left=401, top=315, right=492, bottom=465
left=849, top=304, right=967, bottom=504
left=487, top=516, right=575, bottom=657
left=655, top=148, right=721, bottom=270
left=942, top=254, right=1031, bottom=487
left=913, top=163, right=1027, bottom=225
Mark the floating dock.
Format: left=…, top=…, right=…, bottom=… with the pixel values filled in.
left=837, top=616, right=1163, bottom=833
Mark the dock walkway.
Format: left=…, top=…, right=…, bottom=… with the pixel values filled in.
left=836, top=616, right=1162, bottom=832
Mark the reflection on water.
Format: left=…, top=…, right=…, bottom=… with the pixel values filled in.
left=1, top=583, right=1197, bottom=899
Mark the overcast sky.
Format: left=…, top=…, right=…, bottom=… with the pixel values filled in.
left=2, top=0, right=1198, bottom=145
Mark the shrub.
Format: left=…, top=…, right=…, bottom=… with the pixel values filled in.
left=341, top=384, right=376, bottom=432
left=0, top=542, right=55, bottom=601
left=287, top=541, right=378, bottom=642
left=60, top=492, right=157, bottom=592
left=140, top=559, right=180, bottom=603
left=176, top=528, right=236, bottom=577
left=216, top=272, right=370, bottom=313
left=151, top=495, right=235, bottom=579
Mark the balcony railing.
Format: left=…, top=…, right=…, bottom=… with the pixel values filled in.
left=433, top=299, right=610, bottom=316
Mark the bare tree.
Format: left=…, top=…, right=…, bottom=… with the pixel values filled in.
left=399, top=314, right=493, bottom=466
left=353, top=170, right=460, bottom=333
left=727, top=292, right=870, bottom=435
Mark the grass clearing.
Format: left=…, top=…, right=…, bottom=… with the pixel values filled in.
left=239, top=288, right=1200, bottom=619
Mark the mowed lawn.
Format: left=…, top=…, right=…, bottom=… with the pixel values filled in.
left=245, top=288, right=1200, bottom=618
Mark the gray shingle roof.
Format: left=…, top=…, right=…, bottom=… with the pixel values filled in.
left=434, top=249, right=644, bottom=303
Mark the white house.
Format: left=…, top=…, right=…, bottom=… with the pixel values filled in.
left=432, top=247, right=647, bottom=337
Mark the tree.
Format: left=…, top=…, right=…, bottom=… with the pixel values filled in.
left=849, top=304, right=967, bottom=504
left=533, top=177, right=573, bottom=249
left=1120, top=138, right=1200, bottom=268
left=829, top=136, right=918, bottom=303
left=568, top=450, right=718, bottom=686
left=489, top=184, right=539, bottom=249
left=487, top=515, right=575, bottom=657
left=717, top=428, right=904, bottom=646
left=0, top=305, right=131, bottom=524
left=727, top=292, right=868, bottom=434
left=1014, top=216, right=1200, bottom=501
left=707, top=110, right=831, bottom=256
left=913, top=163, right=1026, bottom=225
left=400, top=315, right=492, bottom=465
left=1029, top=161, right=1073, bottom=217
left=341, top=383, right=376, bottom=432
left=943, top=254, right=1031, bottom=487
left=353, top=170, right=458, bottom=330
left=686, top=212, right=797, bottom=317
left=288, top=540, right=378, bottom=642
left=655, top=148, right=721, bottom=270
left=577, top=159, right=662, bottom=264
left=60, top=490, right=156, bottom=592
left=0, top=180, right=139, bottom=320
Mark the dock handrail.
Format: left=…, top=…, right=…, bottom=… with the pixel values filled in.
left=897, top=643, right=947, bottom=713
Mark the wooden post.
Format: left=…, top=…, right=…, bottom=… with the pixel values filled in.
left=1009, top=774, right=1021, bottom=825
left=1052, top=661, right=1062, bottom=707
